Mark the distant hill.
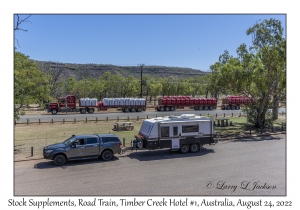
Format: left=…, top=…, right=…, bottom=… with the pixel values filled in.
left=34, top=61, right=208, bottom=80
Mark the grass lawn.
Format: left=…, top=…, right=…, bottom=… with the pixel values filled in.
left=14, top=115, right=286, bottom=159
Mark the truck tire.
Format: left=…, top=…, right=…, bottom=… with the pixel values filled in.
left=130, top=108, right=136, bottom=112
left=80, top=108, right=86, bottom=114
left=209, top=106, right=214, bottom=110
left=190, top=143, right=200, bottom=153
left=51, top=109, right=58, bottom=115
left=88, top=108, right=94, bottom=114
left=237, top=105, right=240, bottom=110
left=226, top=105, right=231, bottom=110
left=101, top=150, right=113, bottom=161
left=180, top=144, right=189, bottom=154
left=170, top=106, right=175, bottom=111
left=165, top=107, right=170, bottom=111
left=137, top=107, right=142, bottom=112
left=203, top=106, right=208, bottom=110
left=124, top=107, right=129, bottom=112
left=53, top=154, right=67, bottom=166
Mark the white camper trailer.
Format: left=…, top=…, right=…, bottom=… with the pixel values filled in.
left=133, top=114, right=217, bottom=153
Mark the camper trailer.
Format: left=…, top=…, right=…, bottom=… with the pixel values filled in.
left=133, top=114, right=218, bottom=153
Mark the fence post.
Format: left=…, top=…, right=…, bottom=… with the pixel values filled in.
left=117, top=116, right=119, bottom=121
left=31, top=147, right=33, bottom=156
left=232, top=113, right=233, bottom=117
left=96, top=117, right=98, bottom=123
left=260, top=127, right=263, bottom=134
left=51, top=119, right=53, bottom=124
left=63, top=119, right=65, bottom=124
left=147, top=115, right=148, bottom=119
left=86, top=118, right=87, bottom=123
left=123, top=138, right=125, bottom=147
left=282, top=123, right=284, bottom=131
left=27, top=119, right=29, bottom=125
left=216, top=113, right=217, bottom=118
left=74, top=118, right=76, bottom=123
left=224, top=113, right=225, bottom=118
left=106, top=117, right=108, bottom=122
left=239, top=112, right=241, bottom=117
left=127, top=116, right=129, bottom=121
left=137, top=116, right=139, bottom=121
left=250, top=127, right=251, bottom=135
left=39, top=119, right=41, bottom=124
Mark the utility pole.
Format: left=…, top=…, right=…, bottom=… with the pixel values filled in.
left=140, top=63, right=144, bottom=98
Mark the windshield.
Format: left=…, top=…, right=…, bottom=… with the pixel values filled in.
left=139, top=121, right=153, bottom=137
left=63, top=136, right=76, bottom=145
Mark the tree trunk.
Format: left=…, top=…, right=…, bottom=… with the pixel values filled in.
left=272, top=95, right=279, bottom=120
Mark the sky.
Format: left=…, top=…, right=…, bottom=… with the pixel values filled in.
left=14, top=14, right=286, bottom=71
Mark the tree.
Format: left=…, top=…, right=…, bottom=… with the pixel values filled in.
left=14, top=14, right=31, bottom=48
left=14, top=52, right=51, bottom=120
left=206, top=18, right=286, bottom=128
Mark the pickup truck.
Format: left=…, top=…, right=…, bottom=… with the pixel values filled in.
left=43, top=134, right=122, bottom=166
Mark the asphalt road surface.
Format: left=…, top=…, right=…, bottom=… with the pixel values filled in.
left=14, top=134, right=286, bottom=196
left=17, top=108, right=286, bottom=123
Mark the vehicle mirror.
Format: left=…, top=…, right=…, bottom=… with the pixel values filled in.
left=72, top=143, right=77, bottom=148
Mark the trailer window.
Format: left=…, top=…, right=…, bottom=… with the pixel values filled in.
left=161, top=127, right=169, bottom=137
left=173, top=127, right=178, bottom=136
left=182, top=125, right=198, bottom=133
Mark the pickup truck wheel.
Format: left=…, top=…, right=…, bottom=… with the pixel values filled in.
left=51, top=109, right=58, bottom=115
left=53, top=154, right=66, bottom=166
left=190, top=143, right=200, bottom=153
left=180, top=144, right=189, bottom=154
left=101, top=150, right=113, bottom=161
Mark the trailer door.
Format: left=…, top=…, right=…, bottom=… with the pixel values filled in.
left=171, top=126, right=179, bottom=149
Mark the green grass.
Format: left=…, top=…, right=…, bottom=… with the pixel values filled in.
left=14, top=115, right=286, bottom=158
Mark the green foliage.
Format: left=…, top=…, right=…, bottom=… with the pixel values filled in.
left=206, top=18, right=286, bottom=128
left=14, top=51, right=51, bottom=120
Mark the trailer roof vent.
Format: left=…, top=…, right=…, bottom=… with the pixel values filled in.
left=181, top=114, right=196, bottom=119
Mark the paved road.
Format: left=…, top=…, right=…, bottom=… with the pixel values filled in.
left=17, top=108, right=286, bottom=123
left=14, top=134, right=285, bottom=196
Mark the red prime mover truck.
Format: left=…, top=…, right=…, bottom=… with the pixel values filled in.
left=155, top=95, right=250, bottom=111
left=47, top=95, right=146, bottom=115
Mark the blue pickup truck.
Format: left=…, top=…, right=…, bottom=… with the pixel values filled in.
left=43, top=134, right=122, bottom=166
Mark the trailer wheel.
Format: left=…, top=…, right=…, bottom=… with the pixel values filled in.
left=101, top=150, right=113, bottom=161
left=190, top=143, right=200, bottom=153
left=193, top=106, right=199, bottom=110
left=236, top=105, right=240, bottom=110
left=51, top=109, right=58, bottom=115
left=231, top=105, right=236, bottom=110
left=226, top=105, right=231, bottom=110
left=137, top=107, right=142, bottom=112
left=130, top=108, right=136, bottom=112
left=159, top=107, right=164, bottom=111
left=170, top=106, right=175, bottom=111
left=124, top=107, right=129, bottom=112
left=209, top=106, right=214, bottom=110
left=180, top=144, right=189, bottom=154
left=165, top=107, right=170, bottom=111
left=53, top=154, right=67, bottom=166
left=80, top=108, right=86, bottom=114
left=88, top=108, right=94, bottom=114
left=203, top=106, right=208, bottom=110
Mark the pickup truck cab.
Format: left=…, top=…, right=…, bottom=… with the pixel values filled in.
left=43, top=134, right=122, bottom=166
